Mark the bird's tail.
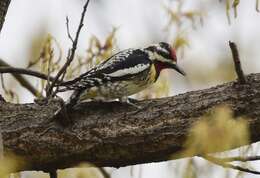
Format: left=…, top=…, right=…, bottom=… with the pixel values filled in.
left=64, top=90, right=82, bottom=109
left=55, top=80, right=77, bottom=92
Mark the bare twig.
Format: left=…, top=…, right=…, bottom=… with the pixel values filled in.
left=0, top=0, right=11, bottom=33
left=0, top=59, right=41, bottom=97
left=229, top=41, right=246, bottom=84
left=98, top=167, right=111, bottom=178
left=66, top=16, right=74, bottom=43
left=208, top=155, right=260, bottom=162
left=47, top=0, right=90, bottom=97
left=201, top=155, right=260, bottom=175
left=256, top=0, right=260, bottom=12
left=0, top=67, right=57, bottom=82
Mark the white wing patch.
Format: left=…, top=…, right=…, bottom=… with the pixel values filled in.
left=97, top=49, right=135, bottom=70
left=107, top=63, right=150, bottom=77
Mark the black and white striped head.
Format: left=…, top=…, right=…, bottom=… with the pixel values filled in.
left=144, top=42, right=185, bottom=76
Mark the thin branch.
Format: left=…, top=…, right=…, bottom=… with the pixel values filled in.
left=66, top=16, right=74, bottom=43
left=201, top=155, right=260, bottom=175
left=256, top=0, right=260, bottom=12
left=229, top=41, right=246, bottom=84
left=0, top=59, right=41, bottom=97
left=98, top=167, right=111, bottom=178
left=47, top=0, right=90, bottom=97
left=0, top=0, right=11, bottom=33
left=208, top=155, right=260, bottom=163
left=0, top=67, right=57, bottom=82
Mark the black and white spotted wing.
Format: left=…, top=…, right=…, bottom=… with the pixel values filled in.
left=58, top=48, right=152, bottom=91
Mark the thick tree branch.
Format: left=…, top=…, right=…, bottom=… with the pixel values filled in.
left=1, top=73, right=260, bottom=172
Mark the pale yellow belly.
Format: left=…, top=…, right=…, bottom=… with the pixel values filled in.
left=79, top=80, right=150, bottom=101
left=79, top=65, right=157, bottom=101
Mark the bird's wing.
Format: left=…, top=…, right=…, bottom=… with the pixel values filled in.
left=60, top=49, right=151, bottom=91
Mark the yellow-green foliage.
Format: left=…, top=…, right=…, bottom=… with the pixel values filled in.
left=224, top=0, right=259, bottom=24
left=0, top=75, right=19, bottom=103
left=182, top=159, right=197, bottom=178
left=58, top=163, right=102, bottom=178
left=28, top=34, right=61, bottom=95
left=164, top=0, right=203, bottom=60
left=183, top=106, right=249, bottom=156
left=66, top=28, right=117, bottom=80
left=164, top=1, right=203, bottom=29
left=0, top=154, right=26, bottom=178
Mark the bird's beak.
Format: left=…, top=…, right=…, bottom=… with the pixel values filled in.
left=168, top=63, right=186, bottom=76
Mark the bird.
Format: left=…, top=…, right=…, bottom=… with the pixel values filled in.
left=57, top=42, right=186, bottom=109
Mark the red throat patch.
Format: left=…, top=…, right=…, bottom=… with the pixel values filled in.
left=154, top=61, right=167, bottom=73
left=170, top=48, right=177, bottom=62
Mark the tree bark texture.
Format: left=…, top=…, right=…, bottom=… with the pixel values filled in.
left=0, top=73, right=260, bottom=172
left=0, top=0, right=11, bottom=32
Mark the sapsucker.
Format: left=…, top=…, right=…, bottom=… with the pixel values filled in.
left=58, top=42, right=185, bottom=109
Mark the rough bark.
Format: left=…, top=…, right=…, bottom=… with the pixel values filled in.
left=0, top=0, right=11, bottom=32
left=0, top=73, right=260, bottom=172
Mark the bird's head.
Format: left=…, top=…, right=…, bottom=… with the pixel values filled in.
left=144, top=42, right=186, bottom=76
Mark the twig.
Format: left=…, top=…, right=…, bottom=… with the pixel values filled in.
left=256, top=0, right=260, bottom=12
left=0, top=59, right=41, bottom=97
left=209, top=155, right=260, bottom=162
left=66, top=16, right=74, bottom=43
left=98, top=167, right=111, bottom=178
left=47, top=0, right=90, bottom=97
left=201, top=155, right=260, bottom=175
left=49, top=170, right=57, bottom=178
left=229, top=41, right=246, bottom=84
left=0, top=67, right=57, bottom=82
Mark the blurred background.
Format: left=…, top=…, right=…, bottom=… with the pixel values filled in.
left=1, top=0, right=260, bottom=177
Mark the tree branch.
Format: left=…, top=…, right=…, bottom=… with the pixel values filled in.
left=206, top=155, right=260, bottom=162
left=0, top=59, right=41, bottom=97
left=97, top=168, right=111, bottom=178
left=0, top=0, right=11, bottom=33
left=202, top=155, right=260, bottom=175
left=47, top=0, right=90, bottom=97
left=1, top=73, right=260, bottom=172
left=229, top=41, right=246, bottom=84
left=0, top=66, right=58, bottom=82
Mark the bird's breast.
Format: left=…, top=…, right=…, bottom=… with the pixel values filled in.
left=79, top=65, right=157, bottom=101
